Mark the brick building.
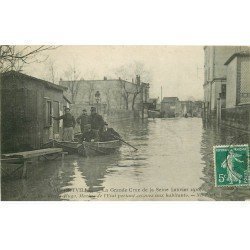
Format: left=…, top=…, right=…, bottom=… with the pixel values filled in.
left=59, top=75, right=150, bottom=118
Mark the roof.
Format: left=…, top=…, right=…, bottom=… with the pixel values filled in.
left=162, top=97, right=179, bottom=103
left=224, top=52, right=250, bottom=65
left=59, top=78, right=150, bottom=87
left=60, top=78, right=132, bottom=85
left=63, top=95, right=72, bottom=104
left=2, top=70, right=67, bottom=92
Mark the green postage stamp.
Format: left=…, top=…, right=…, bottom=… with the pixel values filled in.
left=214, top=144, right=249, bottom=187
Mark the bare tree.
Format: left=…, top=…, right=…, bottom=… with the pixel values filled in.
left=121, top=81, right=131, bottom=110
left=63, top=65, right=81, bottom=104
left=0, top=45, right=59, bottom=73
left=86, top=81, right=95, bottom=105
left=114, top=61, right=151, bottom=110
left=104, top=87, right=111, bottom=113
left=132, top=61, right=152, bottom=83
left=114, top=61, right=152, bottom=83
left=132, top=84, right=142, bottom=110
left=114, top=65, right=129, bottom=80
left=84, top=69, right=97, bottom=80
left=44, top=59, right=58, bottom=83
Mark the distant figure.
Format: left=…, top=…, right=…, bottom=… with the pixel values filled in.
left=221, top=149, right=244, bottom=184
left=100, top=122, right=121, bottom=142
left=76, top=109, right=90, bottom=133
left=89, top=107, right=105, bottom=140
left=52, top=107, right=76, bottom=141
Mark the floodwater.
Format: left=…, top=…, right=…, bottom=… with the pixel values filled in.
left=1, top=118, right=250, bottom=201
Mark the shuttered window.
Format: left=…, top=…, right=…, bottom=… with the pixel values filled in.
left=45, top=100, right=52, bottom=127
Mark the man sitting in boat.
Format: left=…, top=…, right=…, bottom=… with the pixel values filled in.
left=100, top=122, right=121, bottom=142
left=81, top=124, right=95, bottom=142
left=89, top=106, right=105, bottom=140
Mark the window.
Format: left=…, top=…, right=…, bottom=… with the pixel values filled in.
left=45, top=100, right=52, bottom=127
left=53, top=101, right=59, bottom=133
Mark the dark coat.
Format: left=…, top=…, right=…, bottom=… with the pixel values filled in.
left=76, top=114, right=90, bottom=131
left=82, top=130, right=96, bottom=142
left=100, top=128, right=121, bottom=142
left=55, top=113, right=76, bottom=128
left=89, top=113, right=105, bottom=130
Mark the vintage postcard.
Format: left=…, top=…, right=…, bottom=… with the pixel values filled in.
left=1, top=45, right=250, bottom=201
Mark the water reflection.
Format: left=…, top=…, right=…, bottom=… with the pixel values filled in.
left=78, top=154, right=121, bottom=193
left=200, top=121, right=250, bottom=201
left=1, top=118, right=250, bottom=201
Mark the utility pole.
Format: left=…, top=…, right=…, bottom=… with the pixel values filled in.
left=160, top=86, right=163, bottom=115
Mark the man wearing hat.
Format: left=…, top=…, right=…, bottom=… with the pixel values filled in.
left=100, top=122, right=121, bottom=141
left=89, top=106, right=105, bottom=140
left=81, top=124, right=95, bottom=142
left=52, top=107, right=76, bottom=141
left=76, top=109, right=90, bottom=134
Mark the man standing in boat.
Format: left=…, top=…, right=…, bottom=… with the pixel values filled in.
left=89, top=106, right=105, bottom=140
left=51, top=107, right=76, bottom=141
left=76, top=109, right=90, bottom=134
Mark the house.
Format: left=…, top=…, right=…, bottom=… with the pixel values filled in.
left=203, top=46, right=250, bottom=131
left=1, top=71, right=69, bottom=153
left=203, top=46, right=236, bottom=116
left=59, top=75, right=150, bottom=118
left=224, top=52, right=250, bottom=108
left=222, top=52, right=250, bottom=130
left=147, top=98, right=159, bottom=111
left=161, top=97, right=182, bottom=118
left=203, top=46, right=250, bottom=112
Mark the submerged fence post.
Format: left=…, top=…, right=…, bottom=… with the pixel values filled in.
left=217, top=97, right=221, bottom=124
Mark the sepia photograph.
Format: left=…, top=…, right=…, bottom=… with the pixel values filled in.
left=1, top=1, right=250, bottom=250
left=1, top=45, right=249, bottom=201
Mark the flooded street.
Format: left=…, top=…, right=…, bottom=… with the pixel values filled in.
left=2, top=118, right=250, bottom=201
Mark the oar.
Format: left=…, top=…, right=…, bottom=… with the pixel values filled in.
left=111, top=134, right=138, bottom=151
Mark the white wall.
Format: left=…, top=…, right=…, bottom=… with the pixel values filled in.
left=226, top=57, right=238, bottom=108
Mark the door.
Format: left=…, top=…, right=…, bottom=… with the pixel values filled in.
left=53, top=101, right=60, bottom=136
left=1, top=88, right=38, bottom=153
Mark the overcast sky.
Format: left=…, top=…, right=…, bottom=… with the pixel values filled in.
left=23, top=46, right=204, bottom=101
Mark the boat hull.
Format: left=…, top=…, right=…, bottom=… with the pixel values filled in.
left=83, top=140, right=122, bottom=157
left=42, top=140, right=85, bottom=156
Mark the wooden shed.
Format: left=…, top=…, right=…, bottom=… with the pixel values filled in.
left=1, top=71, right=69, bottom=153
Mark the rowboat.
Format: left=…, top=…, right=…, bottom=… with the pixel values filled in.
left=42, top=140, right=85, bottom=156
left=83, top=140, right=122, bottom=157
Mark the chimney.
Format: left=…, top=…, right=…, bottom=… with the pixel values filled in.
left=136, top=75, right=140, bottom=85
left=104, top=76, right=107, bottom=80
left=118, top=77, right=121, bottom=80
left=132, top=78, right=134, bottom=83
left=59, top=78, right=63, bottom=85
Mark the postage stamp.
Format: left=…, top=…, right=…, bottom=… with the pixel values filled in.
left=214, top=144, right=249, bottom=187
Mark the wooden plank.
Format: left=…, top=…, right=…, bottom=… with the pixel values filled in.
left=1, top=158, right=24, bottom=164
left=2, top=148, right=63, bottom=159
